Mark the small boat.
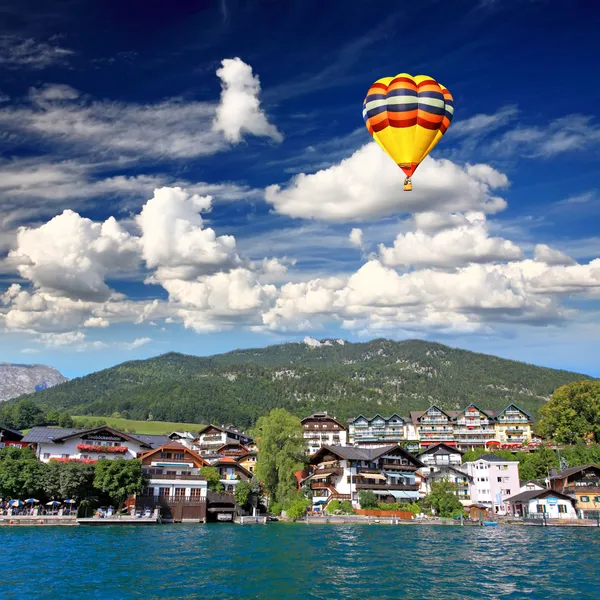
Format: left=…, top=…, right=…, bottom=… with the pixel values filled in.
left=483, top=521, right=499, bottom=526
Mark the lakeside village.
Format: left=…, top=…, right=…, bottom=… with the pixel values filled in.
left=1, top=402, right=600, bottom=527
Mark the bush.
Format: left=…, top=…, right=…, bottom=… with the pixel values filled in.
left=339, top=500, right=354, bottom=514
left=358, top=490, right=378, bottom=509
left=326, top=499, right=341, bottom=514
left=269, top=501, right=283, bottom=516
left=284, top=493, right=310, bottom=521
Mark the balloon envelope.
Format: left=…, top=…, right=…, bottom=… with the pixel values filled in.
left=362, top=73, right=454, bottom=182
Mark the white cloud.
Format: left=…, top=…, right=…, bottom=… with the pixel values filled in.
left=451, top=105, right=519, bottom=137
left=349, top=228, right=364, bottom=249
left=28, top=84, right=80, bottom=103
left=534, top=244, right=576, bottom=266
left=38, top=331, right=86, bottom=347
left=379, top=212, right=523, bottom=269
left=0, top=36, right=73, bottom=69
left=265, top=143, right=508, bottom=221
left=83, top=317, right=110, bottom=328
left=213, top=57, right=282, bottom=143
left=123, top=337, right=152, bottom=350
left=7, top=210, right=140, bottom=301
left=136, top=186, right=240, bottom=281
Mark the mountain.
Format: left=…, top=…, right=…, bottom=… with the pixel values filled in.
left=0, top=362, right=68, bottom=402
left=13, top=338, right=592, bottom=428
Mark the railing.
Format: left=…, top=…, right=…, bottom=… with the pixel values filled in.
left=154, top=457, right=193, bottom=463
left=136, top=495, right=207, bottom=506
left=456, top=438, right=495, bottom=444
left=355, top=483, right=419, bottom=491
left=454, top=428, right=495, bottom=435
left=145, top=473, right=206, bottom=481
left=420, top=418, right=448, bottom=424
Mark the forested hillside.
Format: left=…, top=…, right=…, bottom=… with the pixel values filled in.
left=12, top=338, right=592, bottom=428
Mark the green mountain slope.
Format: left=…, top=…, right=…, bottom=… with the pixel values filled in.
left=15, top=338, right=592, bottom=428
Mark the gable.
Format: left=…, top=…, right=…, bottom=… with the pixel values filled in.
left=456, top=403, right=493, bottom=420
left=376, top=445, right=425, bottom=468
left=352, top=416, right=368, bottom=426
left=419, top=405, right=450, bottom=421
left=388, top=414, right=405, bottom=425
left=497, top=404, right=531, bottom=419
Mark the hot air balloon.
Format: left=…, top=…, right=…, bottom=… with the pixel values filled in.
left=362, top=73, right=454, bottom=191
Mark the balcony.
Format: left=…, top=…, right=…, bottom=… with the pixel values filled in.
left=380, top=461, right=418, bottom=471
left=454, top=428, right=495, bottom=435
left=155, top=457, right=192, bottom=463
left=505, top=428, right=527, bottom=434
left=144, top=473, right=206, bottom=481
left=355, top=483, right=420, bottom=491
left=420, top=418, right=448, bottom=425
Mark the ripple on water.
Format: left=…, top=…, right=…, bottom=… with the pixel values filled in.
left=0, top=524, right=598, bottom=600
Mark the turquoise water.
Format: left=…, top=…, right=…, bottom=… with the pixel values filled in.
left=0, top=524, right=599, bottom=599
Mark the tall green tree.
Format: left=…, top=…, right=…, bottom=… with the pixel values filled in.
left=539, top=380, right=600, bottom=444
left=234, top=481, right=252, bottom=508
left=94, top=459, right=145, bottom=510
left=252, top=408, right=306, bottom=503
left=358, top=490, right=378, bottom=509
left=426, top=479, right=464, bottom=518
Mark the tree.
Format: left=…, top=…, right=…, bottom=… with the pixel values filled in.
left=234, top=481, right=252, bottom=508
left=539, top=380, right=600, bottom=444
left=200, top=466, right=224, bottom=493
left=339, top=500, right=354, bottom=514
left=358, top=490, right=378, bottom=509
left=94, top=459, right=145, bottom=510
left=326, top=499, right=341, bottom=514
left=426, top=479, right=464, bottom=518
left=43, top=462, right=95, bottom=500
left=0, top=446, right=47, bottom=499
left=284, top=493, right=310, bottom=521
left=13, top=399, right=45, bottom=429
left=252, top=409, right=306, bottom=503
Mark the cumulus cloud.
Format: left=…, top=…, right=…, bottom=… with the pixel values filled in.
left=451, top=105, right=519, bottom=137
left=534, top=244, right=576, bottom=266
left=265, top=143, right=508, bottom=221
left=123, top=337, right=152, bottom=350
left=379, top=212, right=523, bottom=269
left=7, top=210, right=140, bottom=301
left=349, top=228, right=364, bottom=249
left=214, top=57, right=282, bottom=143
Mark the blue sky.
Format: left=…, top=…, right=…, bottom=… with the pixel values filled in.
left=1, top=0, right=600, bottom=378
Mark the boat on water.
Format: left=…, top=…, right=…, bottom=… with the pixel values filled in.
left=483, top=521, right=499, bottom=526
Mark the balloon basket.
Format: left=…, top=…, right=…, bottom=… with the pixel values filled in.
left=403, top=182, right=412, bottom=192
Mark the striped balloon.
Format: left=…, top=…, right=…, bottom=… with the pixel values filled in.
left=362, top=73, right=454, bottom=190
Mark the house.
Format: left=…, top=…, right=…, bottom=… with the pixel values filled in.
left=0, top=426, right=27, bottom=449
left=167, top=431, right=197, bottom=449
left=347, top=414, right=408, bottom=448
left=237, top=451, right=258, bottom=474
left=136, top=441, right=209, bottom=522
left=505, top=488, right=577, bottom=519
left=305, top=444, right=425, bottom=509
left=212, top=457, right=253, bottom=492
left=452, top=404, right=497, bottom=451
left=138, top=441, right=209, bottom=500
left=460, top=454, right=520, bottom=515
left=418, top=466, right=472, bottom=504
left=518, top=480, right=545, bottom=494
left=410, top=406, right=458, bottom=449
left=215, top=442, right=250, bottom=457
left=192, top=424, right=253, bottom=456
left=21, top=426, right=169, bottom=462
left=417, top=443, right=470, bottom=503
left=493, top=404, right=533, bottom=447
left=549, top=464, right=600, bottom=519
left=302, top=412, right=347, bottom=454
left=417, top=442, right=462, bottom=468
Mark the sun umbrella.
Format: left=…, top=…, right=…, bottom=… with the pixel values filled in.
left=9, top=499, right=24, bottom=507
left=64, top=499, right=76, bottom=504
left=24, top=498, right=39, bottom=504
left=46, top=500, right=61, bottom=506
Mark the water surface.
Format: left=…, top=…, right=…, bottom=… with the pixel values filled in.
left=1, top=524, right=598, bottom=599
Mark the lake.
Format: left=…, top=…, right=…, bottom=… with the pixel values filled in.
left=1, top=524, right=598, bottom=599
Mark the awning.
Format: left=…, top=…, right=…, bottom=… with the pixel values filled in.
left=310, top=472, right=331, bottom=480
left=362, top=473, right=386, bottom=481
left=320, top=460, right=338, bottom=467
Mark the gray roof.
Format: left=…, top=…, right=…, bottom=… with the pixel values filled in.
left=505, top=488, right=574, bottom=504
left=417, top=442, right=463, bottom=457
left=548, top=464, right=600, bottom=480
left=312, top=444, right=424, bottom=466
left=21, top=426, right=168, bottom=449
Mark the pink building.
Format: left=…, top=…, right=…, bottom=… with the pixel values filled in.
left=461, top=454, right=520, bottom=515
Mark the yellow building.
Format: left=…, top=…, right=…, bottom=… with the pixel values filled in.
left=237, top=451, right=258, bottom=474
left=494, top=404, right=532, bottom=446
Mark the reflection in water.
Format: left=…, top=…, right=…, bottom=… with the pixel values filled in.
left=0, top=524, right=598, bottom=599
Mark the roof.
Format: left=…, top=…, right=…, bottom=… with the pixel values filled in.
left=453, top=403, right=495, bottom=421
left=417, top=442, right=463, bottom=457
left=496, top=403, right=532, bottom=419
left=310, top=444, right=424, bottom=467
left=505, top=488, right=575, bottom=504
left=347, top=413, right=407, bottom=425
left=138, top=441, right=209, bottom=466
left=301, top=413, right=346, bottom=429
left=472, top=454, right=519, bottom=463
left=420, top=465, right=473, bottom=482
left=213, top=457, right=253, bottom=477
left=410, top=409, right=460, bottom=425
left=21, top=426, right=168, bottom=449
left=0, top=426, right=24, bottom=438
left=548, top=464, right=600, bottom=480
left=197, top=424, right=253, bottom=440
left=168, top=431, right=196, bottom=439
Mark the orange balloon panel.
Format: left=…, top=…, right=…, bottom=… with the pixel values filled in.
left=362, top=73, right=454, bottom=179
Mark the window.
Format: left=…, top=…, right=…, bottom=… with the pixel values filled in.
left=174, top=453, right=184, bottom=460
left=159, top=487, right=170, bottom=497
left=497, top=477, right=502, bottom=482
left=61, top=454, right=70, bottom=458
left=174, top=487, right=186, bottom=498
left=536, top=504, right=546, bottom=513
left=190, top=488, right=202, bottom=498
left=43, top=453, right=50, bottom=459
left=558, top=505, right=567, bottom=513
left=580, top=496, right=590, bottom=503
left=595, top=497, right=600, bottom=503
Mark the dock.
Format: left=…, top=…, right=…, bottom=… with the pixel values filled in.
left=235, top=515, right=267, bottom=524
left=77, top=516, right=161, bottom=525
